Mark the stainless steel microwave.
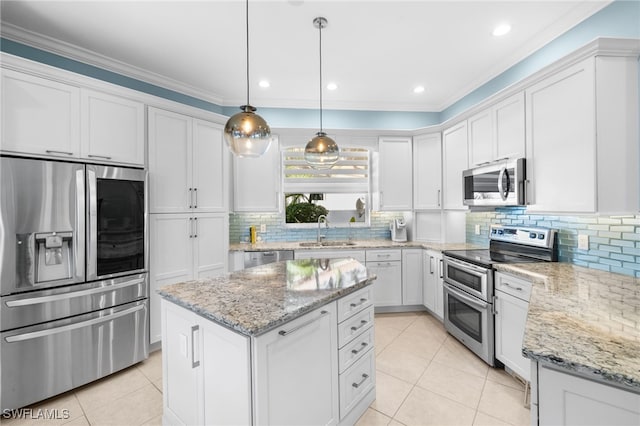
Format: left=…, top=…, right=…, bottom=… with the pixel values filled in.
left=463, top=158, right=526, bottom=206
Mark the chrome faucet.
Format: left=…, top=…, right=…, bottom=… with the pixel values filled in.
left=317, top=215, right=328, bottom=243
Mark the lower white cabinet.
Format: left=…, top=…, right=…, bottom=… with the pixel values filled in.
left=422, top=250, right=444, bottom=320
left=366, top=249, right=402, bottom=307
left=494, top=272, right=532, bottom=381
left=535, top=363, right=640, bottom=426
left=150, top=213, right=228, bottom=344
left=402, top=249, right=423, bottom=305
left=294, top=249, right=366, bottom=263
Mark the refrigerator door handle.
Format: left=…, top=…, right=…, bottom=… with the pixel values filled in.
left=75, top=168, right=86, bottom=282
left=87, top=168, right=98, bottom=281
left=5, top=304, right=145, bottom=343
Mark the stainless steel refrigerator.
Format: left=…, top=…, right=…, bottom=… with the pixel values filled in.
left=0, top=156, right=149, bottom=410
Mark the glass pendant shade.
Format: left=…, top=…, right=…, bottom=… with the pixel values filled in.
left=224, top=105, right=272, bottom=158
left=304, top=131, right=339, bottom=169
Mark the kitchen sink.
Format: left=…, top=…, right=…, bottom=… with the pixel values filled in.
left=298, top=241, right=357, bottom=247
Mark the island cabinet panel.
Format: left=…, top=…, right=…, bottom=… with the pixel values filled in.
left=253, top=303, right=339, bottom=426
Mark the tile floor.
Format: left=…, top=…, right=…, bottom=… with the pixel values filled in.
left=3, top=311, right=530, bottom=426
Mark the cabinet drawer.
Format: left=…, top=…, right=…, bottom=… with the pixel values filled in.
left=295, top=249, right=366, bottom=262
left=338, top=326, right=374, bottom=374
left=366, top=249, right=401, bottom=262
left=495, top=272, right=532, bottom=302
left=338, top=306, right=374, bottom=348
left=339, top=349, right=375, bottom=419
left=337, top=286, right=373, bottom=322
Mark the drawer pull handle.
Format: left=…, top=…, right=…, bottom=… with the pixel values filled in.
left=350, top=320, right=367, bottom=332
left=351, top=342, right=368, bottom=355
left=87, top=154, right=112, bottom=160
left=46, top=150, right=73, bottom=156
left=352, top=373, right=369, bottom=389
left=503, top=282, right=523, bottom=291
left=278, top=310, right=329, bottom=336
left=350, top=298, right=368, bottom=308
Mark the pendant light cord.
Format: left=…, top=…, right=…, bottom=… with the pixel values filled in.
left=245, top=0, right=250, bottom=106
left=318, top=19, right=323, bottom=133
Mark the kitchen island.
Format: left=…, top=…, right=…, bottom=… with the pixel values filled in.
left=158, top=257, right=377, bottom=426
left=494, top=262, right=640, bottom=425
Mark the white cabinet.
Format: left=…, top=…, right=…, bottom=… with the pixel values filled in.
left=494, top=272, right=532, bottom=381
left=294, top=249, right=366, bottom=262
left=378, top=136, right=413, bottom=211
left=1, top=69, right=80, bottom=159
left=148, top=107, right=227, bottom=213
left=233, top=137, right=281, bottom=212
left=254, top=304, right=339, bottom=425
left=402, top=249, right=423, bottom=305
left=80, top=89, right=145, bottom=165
left=150, top=213, right=228, bottom=344
left=413, top=133, right=442, bottom=210
left=468, top=92, right=525, bottom=167
left=525, top=56, right=639, bottom=213
left=366, top=249, right=402, bottom=307
left=442, top=122, right=468, bottom=210
left=536, top=364, right=640, bottom=426
left=423, top=250, right=444, bottom=320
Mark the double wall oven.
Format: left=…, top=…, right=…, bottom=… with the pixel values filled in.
left=443, top=225, right=557, bottom=366
left=0, top=156, right=149, bottom=410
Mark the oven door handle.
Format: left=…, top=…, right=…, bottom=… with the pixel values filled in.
left=444, top=282, right=490, bottom=309
left=444, top=257, right=489, bottom=276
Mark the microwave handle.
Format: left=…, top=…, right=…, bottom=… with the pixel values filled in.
left=497, top=166, right=510, bottom=201
left=87, top=168, right=97, bottom=281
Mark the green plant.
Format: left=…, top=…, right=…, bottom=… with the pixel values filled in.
left=285, top=193, right=329, bottom=223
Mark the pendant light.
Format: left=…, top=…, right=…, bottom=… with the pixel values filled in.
left=224, top=0, right=272, bottom=157
left=304, top=17, right=339, bottom=169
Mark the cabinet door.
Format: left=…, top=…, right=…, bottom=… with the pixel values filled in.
left=150, top=214, right=194, bottom=344
left=467, top=109, right=493, bottom=167
left=423, top=250, right=444, bottom=319
left=254, top=304, right=339, bottom=426
left=402, top=249, right=423, bottom=305
left=161, top=300, right=202, bottom=426
left=378, top=137, right=413, bottom=210
left=80, top=89, right=145, bottom=165
left=525, top=58, right=596, bottom=212
left=413, top=133, right=442, bottom=210
left=148, top=107, right=192, bottom=213
left=434, top=253, right=444, bottom=319
left=494, top=92, right=525, bottom=161
left=494, top=290, right=530, bottom=381
left=192, top=119, right=227, bottom=212
left=193, top=213, right=227, bottom=279
left=233, top=137, right=280, bottom=212
left=367, top=261, right=402, bottom=307
left=1, top=69, right=80, bottom=158
left=442, top=122, right=468, bottom=210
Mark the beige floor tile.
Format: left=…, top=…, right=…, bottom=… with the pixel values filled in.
left=477, top=380, right=530, bottom=426
left=416, top=361, right=486, bottom=409
left=388, top=421, right=406, bottom=426
left=354, top=408, right=392, bottom=426
left=472, top=411, right=512, bottom=426
left=390, top=330, right=443, bottom=362
left=403, top=315, right=448, bottom=343
left=74, top=366, right=151, bottom=413
left=62, top=416, right=90, bottom=426
left=1, top=392, right=84, bottom=426
left=487, top=367, right=527, bottom=391
left=374, top=312, right=418, bottom=331
left=141, top=413, right=164, bottom=426
left=394, top=386, right=476, bottom=426
left=137, top=349, right=163, bottom=382
left=376, top=345, right=430, bottom=384
left=369, top=370, right=413, bottom=418
left=83, top=383, right=162, bottom=426
left=152, top=378, right=163, bottom=393
left=375, top=324, right=402, bottom=354
left=432, top=336, right=490, bottom=379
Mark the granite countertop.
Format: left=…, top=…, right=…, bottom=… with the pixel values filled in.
left=158, top=258, right=376, bottom=337
left=229, top=239, right=482, bottom=252
left=494, top=262, right=640, bottom=391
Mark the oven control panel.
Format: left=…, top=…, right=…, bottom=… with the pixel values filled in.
left=489, top=224, right=555, bottom=248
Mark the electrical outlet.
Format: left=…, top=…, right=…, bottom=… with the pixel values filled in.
left=260, top=224, right=266, bottom=233
left=578, top=234, right=589, bottom=250
left=475, top=224, right=481, bottom=235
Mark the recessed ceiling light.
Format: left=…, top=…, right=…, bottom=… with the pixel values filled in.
left=258, top=80, right=270, bottom=88
left=413, top=85, right=425, bottom=94
left=327, top=82, right=338, bottom=91
left=492, top=23, right=511, bottom=37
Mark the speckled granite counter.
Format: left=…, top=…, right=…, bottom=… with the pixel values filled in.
left=229, top=239, right=481, bottom=252
left=158, top=258, right=376, bottom=336
left=494, top=262, right=640, bottom=391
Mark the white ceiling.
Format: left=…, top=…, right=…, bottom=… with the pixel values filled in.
left=0, top=0, right=611, bottom=112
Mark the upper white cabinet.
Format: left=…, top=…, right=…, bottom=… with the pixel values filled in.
left=148, top=107, right=227, bottom=213
left=1, top=69, right=145, bottom=166
left=525, top=56, right=639, bottom=213
left=2, top=69, right=80, bottom=159
left=80, top=89, right=145, bottom=165
left=413, top=133, right=442, bottom=210
left=378, top=136, right=413, bottom=211
left=468, top=92, right=525, bottom=167
left=233, top=137, right=281, bottom=212
left=442, top=122, right=468, bottom=210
